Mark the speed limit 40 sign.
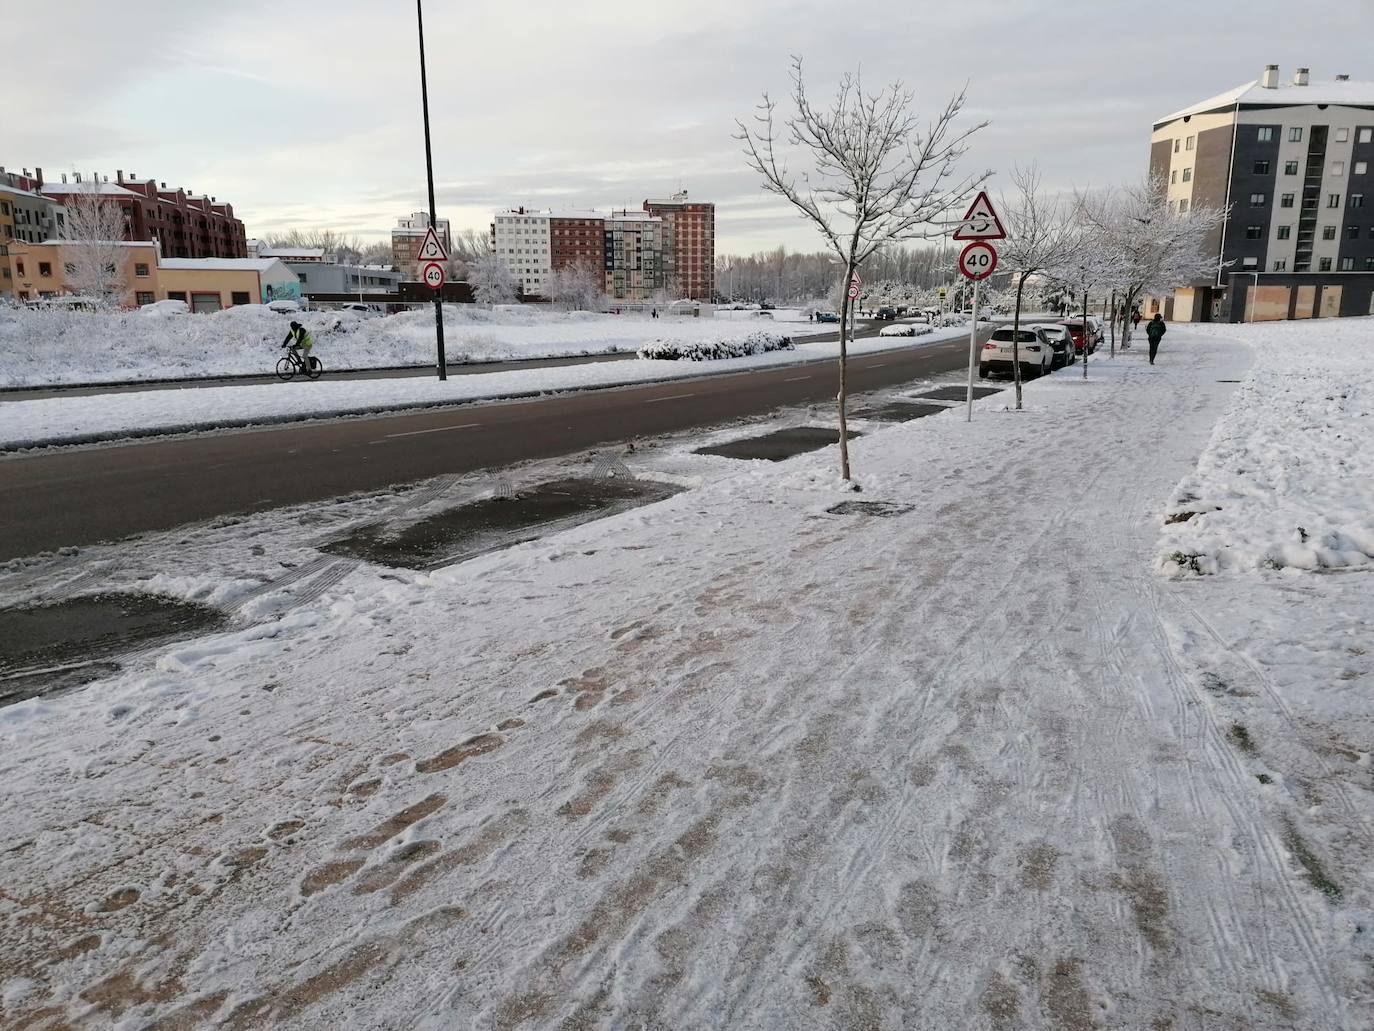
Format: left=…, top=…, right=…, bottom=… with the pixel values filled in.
left=422, top=261, right=446, bottom=290
left=958, top=241, right=998, bottom=281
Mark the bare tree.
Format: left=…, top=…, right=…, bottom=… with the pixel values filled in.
left=467, top=253, right=518, bottom=305
left=736, top=55, right=989, bottom=481
left=547, top=260, right=603, bottom=311
left=63, top=182, right=130, bottom=306
left=1078, top=176, right=1227, bottom=348
left=1046, top=228, right=1126, bottom=379
left=999, top=164, right=1077, bottom=409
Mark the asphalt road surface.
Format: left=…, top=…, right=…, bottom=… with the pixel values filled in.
left=0, top=326, right=994, bottom=561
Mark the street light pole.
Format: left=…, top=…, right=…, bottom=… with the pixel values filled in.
left=416, top=0, right=446, bottom=380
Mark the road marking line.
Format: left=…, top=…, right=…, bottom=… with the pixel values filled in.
left=783, top=375, right=812, bottom=382
left=868, top=362, right=886, bottom=368
left=378, top=422, right=481, bottom=441
left=642, top=393, right=695, bottom=404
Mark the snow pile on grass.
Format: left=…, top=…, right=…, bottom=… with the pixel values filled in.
left=1158, top=318, right=1374, bottom=575
left=637, top=331, right=794, bottom=361
left=0, top=304, right=830, bottom=387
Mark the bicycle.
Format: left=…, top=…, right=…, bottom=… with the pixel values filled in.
left=276, top=345, right=322, bottom=381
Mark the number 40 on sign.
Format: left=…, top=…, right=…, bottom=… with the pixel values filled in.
left=958, top=241, right=998, bottom=281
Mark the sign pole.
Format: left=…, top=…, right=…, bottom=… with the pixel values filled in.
left=416, top=0, right=446, bottom=381
left=965, top=279, right=980, bottom=422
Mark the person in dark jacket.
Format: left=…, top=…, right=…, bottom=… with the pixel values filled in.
left=1145, top=313, right=1166, bottom=364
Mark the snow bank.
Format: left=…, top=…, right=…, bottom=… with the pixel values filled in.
left=0, top=304, right=831, bottom=388
left=636, top=330, right=794, bottom=361
left=1158, top=317, right=1374, bottom=574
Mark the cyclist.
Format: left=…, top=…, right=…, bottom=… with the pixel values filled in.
left=280, top=321, right=315, bottom=369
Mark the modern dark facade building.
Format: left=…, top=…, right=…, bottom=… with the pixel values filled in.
left=1151, top=65, right=1374, bottom=322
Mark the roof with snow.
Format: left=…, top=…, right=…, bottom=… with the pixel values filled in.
left=257, top=247, right=329, bottom=259
left=158, top=258, right=285, bottom=273
left=40, top=181, right=139, bottom=197
left=1156, top=75, right=1374, bottom=126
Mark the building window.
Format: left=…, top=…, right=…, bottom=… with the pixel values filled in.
left=135, top=263, right=149, bottom=277
left=1254, top=160, right=1270, bottom=175
left=1361, top=128, right=1374, bottom=144
left=1358, top=162, right=1370, bottom=176
left=1289, top=127, right=1304, bottom=142
left=1245, top=225, right=1264, bottom=239
left=1339, top=257, right=1355, bottom=270
left=167, top=291, right=187, bottom=301
left=1178, top=199, right=1190, bottom=212
left=1280, top=193, right=1295, bottom=208
left=1352, top=193, right=1365, bottom=208
left=298, top=272, right=307, bottom=283
left=1336, top=128, right=1350, bottom=143
left=1182, top=167, right=1192, bottom=182
left=1186, top=135, right=1195, bottom=151
left=1258, top=127, right=1274, bottom=142
left=1277, top=225, right=1291, bottom=239
left=1348, top=225, right=1361, bottom=239
left=1169, top=169, right=1177, bottom=184
left=0, top=201, right=8, bottom=215
left=1242, top=257, right=1258, bottom=268
left=1328, top=194, right=1341, bottom=208
left=1319, top=257, right=1332, bottom=271
left=1333, top=161, right=1346, bottom=176
left=136, top=291, right=154, bottom=305
left=1285, top=160, right=1299, bottom=175
left=1322, top=225, right=1337, bottom=240
left=1273, top=259, right=1287, bottom=271
left=1173, top=139, right=1180, bottom=153
left=38, top=262, right=51, bottom=277
left=1250, top=193, right=1266, bottom=206
left=15, top=261, right=23, bottom=276
left=231, top=291, right=251, bottom=305
left=1366, top=257, right=1374, bottom=270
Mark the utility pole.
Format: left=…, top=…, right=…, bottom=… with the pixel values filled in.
left=416, top=0, right=446, bottom=379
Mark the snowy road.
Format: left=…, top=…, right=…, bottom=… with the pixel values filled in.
left=1, top=331, right=1370, bottom=1028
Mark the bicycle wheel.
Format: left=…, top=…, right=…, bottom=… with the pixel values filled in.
left=306, top=356, right=322, bottom=380
left=275, top=356, right=297, bottom=381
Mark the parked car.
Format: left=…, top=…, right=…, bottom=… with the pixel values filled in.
left=1029, top=322, right=1075, bottom=369
left=979, top=327, right=1053, bottom=379
left=339, top=302, right=382, bottom=316
left=1058, top=318, right=1098, bottom=356
left=815, top=310, right=840, bottom=323
left=879, top=323, right=920, bottom=337
left=752, top=309, right=774, bottom=319
left=875, top=306, right=897, bottom=320
left=267, top=298, right=303, bottom=314
left=895, top=305, right=909, bottom=316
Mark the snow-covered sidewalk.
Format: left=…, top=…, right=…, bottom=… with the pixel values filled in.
left=0, top=327, right=967, bottom=450
left=2, top=327, right=1371, bottom=1028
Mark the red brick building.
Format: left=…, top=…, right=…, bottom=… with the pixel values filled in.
left=39, top=170, right=247, bottom=259
left=548, top=212, right=606, bottom=273
left=643, top=191, right=715, bottom=300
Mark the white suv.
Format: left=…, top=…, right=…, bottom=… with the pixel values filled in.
left=979, top=327, right=1053, bottom=379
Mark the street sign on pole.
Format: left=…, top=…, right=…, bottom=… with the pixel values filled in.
left=422, top=261, right=446, bottom=290
left=847, top=271, right=862, bottom=300
left=415, top=0, right=447, bottom=380
left=952, top=190, right=1007, bottom=241
left=415, top=226, right=450, bottom=263
left=958, top=241, right=999, bottom=281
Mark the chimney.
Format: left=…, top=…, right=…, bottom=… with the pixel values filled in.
left=1294, top=67, right=1310, bottom=86
left=34, top=167, right=43, bottom=187
left=61, top=173, right=68, bottom=184
left=74, top=172, right=82, bottom=183
left=1336, top=74, right=1350, bottom=82
left=1261, top=64, right=1279, bottom=89
left=117, top=169, right=123, bottom=183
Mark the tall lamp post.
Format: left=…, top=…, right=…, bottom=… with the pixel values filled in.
left=416, top=0, right=446, bottom=379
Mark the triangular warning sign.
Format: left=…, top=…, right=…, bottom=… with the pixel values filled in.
left=952, top=191, right=1006, bottom=241
left=415, top=226, right=450, bottom=262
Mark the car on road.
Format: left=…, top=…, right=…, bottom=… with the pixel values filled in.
left=878, top=323, right=924, bottom=337
left=1029, top=322, right=1075, bottom=368
left=875, top=306, right=897, bottom=320
left=752, top=309, right=774, bottom=319
left=979, top=327, right=1053, bottom=379
left=1058, top=318, right=1098, bottom=356
left=815, top=310, right=840, bottom=323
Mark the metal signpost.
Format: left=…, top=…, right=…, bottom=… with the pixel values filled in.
left=415, top=0, right=447, bottom=380
left=952, top=191, right=1007, bottom=422
left=847, top=271, right=862, bottom=345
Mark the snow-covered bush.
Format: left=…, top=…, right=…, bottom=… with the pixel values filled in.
left=637, top=331, right=794, bottom=361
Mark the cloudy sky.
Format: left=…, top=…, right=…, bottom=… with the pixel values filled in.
left=8, top=1, right=1370, bottom=255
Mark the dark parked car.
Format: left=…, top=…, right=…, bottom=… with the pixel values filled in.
left=875, top=306, right=897, bottom=320
left=815, top=310, right=840, bottom=323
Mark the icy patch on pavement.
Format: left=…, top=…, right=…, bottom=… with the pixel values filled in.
left=1158, top=318, right=1374, bottom=574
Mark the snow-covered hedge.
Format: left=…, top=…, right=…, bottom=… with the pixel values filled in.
left=637, top=331, right=795, bottom=361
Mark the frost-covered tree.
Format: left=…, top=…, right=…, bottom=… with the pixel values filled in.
left=736, top=55, right=989, bottom=481
left=547, top=261, right=603, bottom=311
left=999, top=164, right=1077, bottom=408
left=1046, top=228, right=1126, bottom=378
left=63, top=182, right=130, bottom=306
left=467, top=253, right=518, bottom=305
left=1078, top=176, right=1227, bottom=347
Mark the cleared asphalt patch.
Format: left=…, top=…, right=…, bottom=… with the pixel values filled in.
left=913, top=386, right=1004, bottom=402
left=0, top=593, right=223, bottom=707
left=695, top=426, right=862, bottom=462
left=323, top=476, right=682, bottom=570
left=826, top=500, right=915, bottom=518
left=853, top=401, right=950, bottom=423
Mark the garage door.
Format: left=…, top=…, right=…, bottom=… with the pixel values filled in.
left=191, top=292, right=223, bottom=313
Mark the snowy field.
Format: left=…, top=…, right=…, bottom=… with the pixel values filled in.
left=0, top=324, right=972, bottom=449
left=1, top=322, right=1372, bottom=1028
left=0, top=303, right=832, bottom=389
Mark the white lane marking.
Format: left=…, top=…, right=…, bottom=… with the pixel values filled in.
left=642, top=393, right=696, bottom=404
left=783, top=375, right=812, bottom=382
left=372, top=422, right=481, bottom=442
left=867, top=362, right=886, bottom=368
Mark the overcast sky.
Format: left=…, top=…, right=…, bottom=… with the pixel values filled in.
left=8, top=1, right=1371, bottom=255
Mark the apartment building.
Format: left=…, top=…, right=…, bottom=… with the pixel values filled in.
left=1, top=169, right=67, bottom=296
left=1151, top=65, right=1374, bottom=322
left=391, top=212, right=451, bottom=281
left=643, top=191, right=715, bottom=300
left=548, top=211, right=606, bottom=276
left=491, top=208, right=552, bottom=295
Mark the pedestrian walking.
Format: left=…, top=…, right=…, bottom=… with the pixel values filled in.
left=1145, top=313, right=1166, bottom=365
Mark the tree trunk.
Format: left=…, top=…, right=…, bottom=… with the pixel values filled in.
left=837, top=265, right=853, bottom=481
left=1011, top=273, right=1027, bottom=409
left=1081, top=290, right=1090, bottom=379
left=1109, top=290, right=1117, bottom=358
